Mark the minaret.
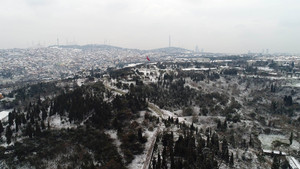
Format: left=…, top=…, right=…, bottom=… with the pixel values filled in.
left=195, top=45, right=199, bottom=53
left=169, top=35, right=171, bottom=48
left=57, top=38, right=59, bottom=46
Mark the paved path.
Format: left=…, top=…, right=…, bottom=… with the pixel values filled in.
left=142, top=127, right=160, bottom=169
left=104, top=82, right=163, bottom=169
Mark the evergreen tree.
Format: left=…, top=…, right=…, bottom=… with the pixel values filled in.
left=241, top=139, right=247, bottom=148
left=206, top=134, right=210, bottom=147
left=15, top=115, right=21, bottom=132
left=217, top=119, right=222, bottom=129
left=138, top=128, right=147, bottom=143
left=8, top=112, right=14, bottom=126
left=162, top=146, right=167, bottom=166
left=157, top=152, right=161, bottom=169
left=271, top=156, right=280, bottom=169
left=138, top=128, right=143, bottom=142
left=20, top=113, right=26, bottom=125
left=152, top=157, right=156, bottom=169
left=249, top=134, right=253, bottom=147
left=162, top=134, right=169, bottom=147
left=229, top=152, right=234, bottom=167
left=229, top=133, right=235, bottom=148
left=162, top=151, right=166, bottom=168
left=177, top=159, right=183, bottom=169
left=211, top=132, right=219, bottom=154
left=170, top=145, right=175, bottom=169
left=271, top=84, right=275, bottom=92
left=223, top=119, right=228, bottom=130
left=15, top=120, right=19, bottom=133
left=174, top=135, right=184, bottom=157
left=35, top=121, right=41, bottom=136
left=41, top=120, right=46, bottom=130
left=47, top=120, right=50, bottom=130
left=0, top=120, right=4, bottom=134
left=42, top=108, right=48, bottom=121
left=30, top=114, right=35, bottom=124
left=281, top=159, right=290, bottom=169
left=190, top=123, right=195, bottom=130
left=225, top=149, right=229, bottom=163
left=5, top=126, right=13, bottom=144
left=271, top=101, right=277, bottom=113
left=222, top=137, right=229, bottom=162
left=289, top=132, right=293, bottom=145
left=26, top=123, right=33, bottom=138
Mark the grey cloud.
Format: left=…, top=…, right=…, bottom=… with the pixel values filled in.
left=0, top=0, right=299, bottom=53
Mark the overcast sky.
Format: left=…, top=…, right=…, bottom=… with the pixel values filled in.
left=0, top=0, right=300, bottom=53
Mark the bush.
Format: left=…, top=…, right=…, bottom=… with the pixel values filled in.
left=264, top=128, right=271, bottom=134
left=232, top=114, right=241, bottom=123
left=123, top=149, right=134, bottom=164
left=182, top=107, right=194, bottom=116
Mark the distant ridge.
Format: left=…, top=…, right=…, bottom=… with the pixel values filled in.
left=48, top=44, right=190, bottom=53
left=148, top=47, right=191, bottom=53
left=53, top=44, right=123, bottom=50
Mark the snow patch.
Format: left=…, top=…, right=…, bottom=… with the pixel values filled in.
left=124, top=63, right=143, bottom=68
left=76, top=78, right=85, bottom=87
left=105, top=130, right=124, bottom=162
left=258, top=134, right=300, bottom=151
left=258, top=134, right=288, bottom=149
left=128, top=128, right=159, bottom=169
left=0, top=109, right=13, bottom=121
left=49, top=115, right=77, bottom=129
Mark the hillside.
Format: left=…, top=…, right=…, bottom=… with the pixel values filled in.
left=0, top=60, right=300, bottom=168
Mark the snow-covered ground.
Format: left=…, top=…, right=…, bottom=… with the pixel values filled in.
left=258, top=134, right=288, bottom=149
left=257, top=67, right=274, bottom=72
left=289, top=82, right=300, bottom=88
left=182, top=67, right=217, bottom=71
left=124, top=63, right=143, bottom=68
left=258, top=134, right=300, bottom=151
left=103, top=81, right=128, bottom=95
left=76, top=78, right=85, bottom=87
left=49, top=115, right=77, bottom=129
left=105, top=129, right=124, bottom=164
left=128, top=127, right=159, bottom=169
left=290, top=140, right=300, bottom=150
left=286, top=156, right=300, bottom=169
left=0, top=109, right=13, bottom=121
left=245, top=74, right=300, bottom=80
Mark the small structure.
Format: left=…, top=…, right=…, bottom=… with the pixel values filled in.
left=263, top=150, right=300, bottom=169
left=286, top=156, right=300, bottom=169
left=0, top=93, right=3, bottom=100
left=262, top=149, right=287, bottom=156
